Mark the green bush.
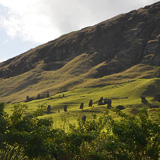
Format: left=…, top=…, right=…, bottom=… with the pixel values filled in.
left=0, top=103, right=159, bottom=159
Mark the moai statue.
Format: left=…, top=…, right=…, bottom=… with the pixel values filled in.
left=103, top=99, right=107, bottom=105
left=82, top=115, right=86, bottom=122
left=37, top=94, right=41, bottom=99
left=141, top=96, right=147, bottom=104
left=64, top=105, right=68, bottom=112
left=98, top=97, right=103, bottom=105
left=26, top=96, right=30, bottom=102
left=107, top=99, right=112, bottom=109
left=89, top=100, right=93, bottom=107
left=46, top=92, right=49, bottom=98
left=47, top=105, right=51, bottom=114
left=80, top=103, right=84, bottom=110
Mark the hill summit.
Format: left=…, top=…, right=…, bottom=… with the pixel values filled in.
left=0, top=2, right=160, bottom=102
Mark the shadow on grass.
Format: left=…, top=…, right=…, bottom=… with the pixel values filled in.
left=82, top=109, right=102, bottom=113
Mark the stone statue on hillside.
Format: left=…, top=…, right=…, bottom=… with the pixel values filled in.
left=82, top=115, right=86, bottom=122
left=46, top=92, right=49, bottom=97
left=141, top=96, right=153, bottom=108
left=89, top=100, right=93, bottom=107
left=141, top=96, right=148, bottom=104
left=37, top=94, right=41, bottom=99
left=47, top=105, right=51, bottom=114
left=107, top=99, right=112, bottom=109
left=80, top=103, right=84, bottom=110
left=26, top=96, right=30, bottom=102
left=64, top=105, right=68, bottom=112
left=98, top=97, right=103, bottom=105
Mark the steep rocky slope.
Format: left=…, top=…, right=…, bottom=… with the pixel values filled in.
left=0, top=2, right=160, bottom=102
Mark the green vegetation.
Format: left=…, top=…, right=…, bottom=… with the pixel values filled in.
left=1, top=2, right=160, bottom=158
left=0, top=103, right=160, bottom=160
left=4, top=77, right=160, bottom=129
left=1, top=63, right=160, bottom=159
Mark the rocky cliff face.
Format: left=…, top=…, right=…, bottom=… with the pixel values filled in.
left=0, top=2, right=160, bottom=78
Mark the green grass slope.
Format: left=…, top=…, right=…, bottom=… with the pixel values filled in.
left=0, top=63, right=159, bottom=103
left=4, top=75, right=160, bottom=130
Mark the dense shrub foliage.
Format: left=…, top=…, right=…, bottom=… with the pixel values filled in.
left=0, top=103, right=160, bottom=160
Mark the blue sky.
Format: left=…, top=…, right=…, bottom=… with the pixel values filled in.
left=0, top=0, right=159, bottom=62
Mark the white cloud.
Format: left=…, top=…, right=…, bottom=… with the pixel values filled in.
left=0, top=0, right=62, bottom=43
left=0, top=0, right=159, bottom=44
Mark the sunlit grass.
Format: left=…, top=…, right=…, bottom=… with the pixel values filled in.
left=4, top=77, right=160, bottom=130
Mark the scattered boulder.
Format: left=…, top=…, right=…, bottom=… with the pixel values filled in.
left=150, top=105, right=159, bottom=108
left=116, top=105, right=125, bottom=110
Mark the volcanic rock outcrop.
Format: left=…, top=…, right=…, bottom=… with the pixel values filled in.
left=0, top=2, right=160, bottom=102
left=0, top=2, right=160, bottom=79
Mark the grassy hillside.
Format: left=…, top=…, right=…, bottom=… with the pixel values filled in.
left=1, top=2, right=160, bottom=103
left=4, top=75, right=160, bottom=130
left=2, top=63, right=160, bottom=130
left=0, top=63, right=158, bottom=103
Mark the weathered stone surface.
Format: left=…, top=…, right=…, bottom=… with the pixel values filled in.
left=144, top=39, right=159, bottom=55
left=0, top=2, right=160, bottom=79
